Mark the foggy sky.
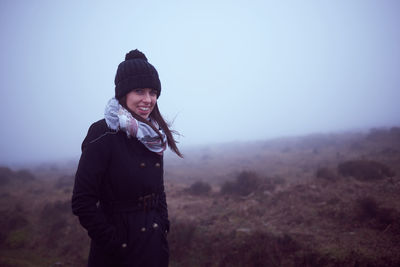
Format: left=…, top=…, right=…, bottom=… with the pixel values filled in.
left=1, top=0, right=400, bottom=165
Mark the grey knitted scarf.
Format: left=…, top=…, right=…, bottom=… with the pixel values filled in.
left=104, top=98, right=167, bottom=154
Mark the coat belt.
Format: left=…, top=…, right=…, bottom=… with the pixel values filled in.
left=100, top=193, right=159, bottom=213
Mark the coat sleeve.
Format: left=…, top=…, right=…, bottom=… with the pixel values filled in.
left=71, top=123, right=120, bottom=249
left=158, top=184, right=170, bottom=233
left=158, top=158, right=170, bottom=233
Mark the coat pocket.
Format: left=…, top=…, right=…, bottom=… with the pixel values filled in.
left=110, top=215, right=131, bottom=258
left=151, top=217, right=170, bottom=265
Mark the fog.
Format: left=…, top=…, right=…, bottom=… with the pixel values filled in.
left=0, top=0, right=399, bottom=165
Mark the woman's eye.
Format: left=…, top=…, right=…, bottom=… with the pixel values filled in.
left=150, top=90, right=158, bottom=96
left=134, top=89, right=144, bottom=94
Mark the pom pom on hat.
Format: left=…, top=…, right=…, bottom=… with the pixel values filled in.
left=125, top=49, right=148, bottom=61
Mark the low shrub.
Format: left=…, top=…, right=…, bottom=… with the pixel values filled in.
left=186, top=181, right=211, bottom=195
left=0, top=210, right=29, bottom=234
left=39, top=200, right=71, bottom=247
left=169, top=221, right=400, bottom=267
left=5, top=228, right=30, bottom=249
left=0, top=167, right=35, bottom=185
left=219, top=232, right=300, bottom=267
left=260, top=176, right=286, bottom=192
left=355, top=196, right=379, bottom=220
left=390, top=126, right=400, bottom=136
left=41, top=200, right=71, bottom=218
left=220, top=171, right=262, bottom=196
left=0, top=166, right=12, bottom=185
left=168, top=218, right=304, bottom=267
left=54, top=175, right=74, bottom=190
left=270, top=176, right=286, bottom=185
left=168, top=220, right=197, bottom=262
left=315, top=167, right=337, bottom=181
left=14, top=170, right=35, bottom=181
left=0, top=208, right=30, bottom=249
left=354, top=196, right=398, bottom=229
left=337, top=160, right=395, bottom=181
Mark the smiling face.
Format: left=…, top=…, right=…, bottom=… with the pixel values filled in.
left=125, top=88, right=158, bottom=119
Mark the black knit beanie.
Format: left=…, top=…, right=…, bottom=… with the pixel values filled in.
left=114, top=49, right=161, bottom=99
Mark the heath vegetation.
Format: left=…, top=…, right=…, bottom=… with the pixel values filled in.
left=1, top=127, right=400, bottom=266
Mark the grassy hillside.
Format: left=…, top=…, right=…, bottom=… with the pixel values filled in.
left=1, top=127, right=399, bottom=266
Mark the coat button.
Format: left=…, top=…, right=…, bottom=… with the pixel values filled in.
left=121, top=243, right=127, bottom=248
left=155, top=162, right=161, bottom=167
left=140, top=162, right=146, bottom=168
left=153, top=223, right=158, bottom=228
left=141, top=227, right=146, bottom=232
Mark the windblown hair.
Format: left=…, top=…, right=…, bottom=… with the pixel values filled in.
left=118, top=96, right=183, bottom=158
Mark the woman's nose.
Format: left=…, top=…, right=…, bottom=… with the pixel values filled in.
left=142, top=93, right=151, bottom=103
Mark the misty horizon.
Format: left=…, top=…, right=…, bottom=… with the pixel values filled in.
left=1, top=0, right=400, bottom=165
left=2, top=124, right=399, bottom=168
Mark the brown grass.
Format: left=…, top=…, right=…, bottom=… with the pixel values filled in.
left=1, top=127, right=400, bottom=266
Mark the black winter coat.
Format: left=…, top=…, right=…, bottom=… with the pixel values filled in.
left=72, top=119, right=169, bottom=267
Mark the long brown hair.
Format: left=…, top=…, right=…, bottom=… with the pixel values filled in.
left=118, top=96, right=183, bottom=158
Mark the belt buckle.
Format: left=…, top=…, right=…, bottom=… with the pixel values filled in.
left=141, top=194, right=152, bottom=211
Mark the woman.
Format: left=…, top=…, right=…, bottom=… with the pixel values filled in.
left=72, top=49, right=182, bottom=267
